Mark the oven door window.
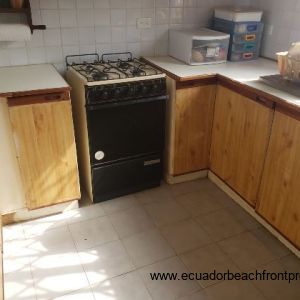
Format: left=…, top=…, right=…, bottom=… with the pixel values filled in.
left=86, top=98, right=165, bottom=165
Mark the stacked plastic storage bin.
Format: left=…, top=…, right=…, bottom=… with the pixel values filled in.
left=212, top=8, right=263, bottom=62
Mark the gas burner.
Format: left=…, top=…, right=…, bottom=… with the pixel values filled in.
left=131, top=68, right=146, bottom=77
left=92, top=72, right=109, bottom=81
left=66, top=52, right=163, bottom=83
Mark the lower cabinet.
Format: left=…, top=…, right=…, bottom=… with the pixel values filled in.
left=166, top=78, right=216, bottom=177
left=9, top=98, right=80, bottom=210
left=210, top=85, right=274, bottom=206
left=257, top=108, right=300, bottom=249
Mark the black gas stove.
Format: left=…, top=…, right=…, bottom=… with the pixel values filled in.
left=67, top=52, right=167, bottom=203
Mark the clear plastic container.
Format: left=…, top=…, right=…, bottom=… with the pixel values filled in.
left=191, top=39, right=229, bottom=64
left=169, top=29, right=230, bottom=65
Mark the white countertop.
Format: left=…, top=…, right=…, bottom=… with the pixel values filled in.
left=0, top=64, right=69, bottom=96
left=144, top=56, right=300, bottom=109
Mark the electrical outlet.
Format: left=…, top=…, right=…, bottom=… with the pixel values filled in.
left=137, top=18, right=152, bottom=29
left=264, top=24, right=273, bottom=36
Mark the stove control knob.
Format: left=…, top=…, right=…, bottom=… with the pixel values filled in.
left=114, top=89, right=121, bottom=98
left=95, top=151, right=105, bottom=161
left=102, top=90, right=109, bottom=99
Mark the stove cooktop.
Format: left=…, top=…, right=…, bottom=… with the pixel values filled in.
left=66, top=52, right=164, bottom=83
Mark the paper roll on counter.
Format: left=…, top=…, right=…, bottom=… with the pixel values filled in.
left=0, top=23, right=31, bottom=41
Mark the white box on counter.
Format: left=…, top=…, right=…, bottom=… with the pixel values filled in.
left=214, top=7, right=263, bottom=22
left=169, top=28, right=230, bottom=66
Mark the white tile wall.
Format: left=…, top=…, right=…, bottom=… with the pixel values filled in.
left=1, top=0, right=297, bottom=70
left=251, top=0, right=300, bottom=59
left=0, top=0, right=235, bottom=71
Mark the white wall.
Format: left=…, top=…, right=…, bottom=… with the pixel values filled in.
left=0, top=0, right=234, bottom=71
left=251, top=0, right=300, bottom=59
left=1, top=0, right=299, bottom=70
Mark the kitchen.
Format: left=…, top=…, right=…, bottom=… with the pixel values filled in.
left=0, top=0, right=300, bottom=299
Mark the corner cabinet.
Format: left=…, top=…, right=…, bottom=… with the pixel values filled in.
left=210, top=85, right=274, bottom=206
left=165, top=78, right=216, bottom=179
left=257, top=108, right=300, bottom=249
left=8, top=92, right=80, bottom=210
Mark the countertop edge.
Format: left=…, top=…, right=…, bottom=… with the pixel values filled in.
left=0, top=86, right=71, bottom=99
left=142, top=57, right=300, bottom=116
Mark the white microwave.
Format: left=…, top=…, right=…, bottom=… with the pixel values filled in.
left=169, top=28, right=230, bottom=65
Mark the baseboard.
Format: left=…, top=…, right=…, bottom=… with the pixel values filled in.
left=165, top=169, right=208, bottom=184
left=2, top=200, right=79, bottom=225
left=208, top=171, right=300, bottom=258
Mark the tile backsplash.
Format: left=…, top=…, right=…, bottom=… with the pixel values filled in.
left=251, top=0, right=300, bottom=59
left=0, top=0, right=299, bottom=71
left=0, top=0, right=235, bottom=71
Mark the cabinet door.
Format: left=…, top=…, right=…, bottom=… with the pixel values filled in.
left=173, top=84, right=216, bottom=175
left=257, top=110, right=300, bottom=248
left=210, top=85, right=273, bottom=206
left=9, top=100, right=80, bottom=210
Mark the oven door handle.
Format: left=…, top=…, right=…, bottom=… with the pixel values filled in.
left=86, top=95, right=168, bottom=110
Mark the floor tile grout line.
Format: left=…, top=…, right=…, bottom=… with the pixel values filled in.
left=65, top=223, right=94, bottom=294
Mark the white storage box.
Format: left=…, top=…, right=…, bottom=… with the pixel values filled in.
left=169, top=29, right=230, bottom=65
left=214, top=7, right=263, bottom=22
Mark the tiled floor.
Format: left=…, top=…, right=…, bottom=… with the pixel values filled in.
left=3, top=179, right=300, bottom=300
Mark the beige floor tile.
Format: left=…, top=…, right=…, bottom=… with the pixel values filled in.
left=53, top=287, right=95, bottom=300
left=2, top=224, right=25, bottom=242
left=252, top=260, right=300, bottom=300
left=227, top=203, right=262, bottom=230
left=161, top=219, right=212, bottom=254
left=176, top=190, right=223, bottom=217
left=204, top=186, right=237, bottom=208
left=108, top=206, right=155, bottom=238
left=251, top=227, right=290, bottom=258
left=4, top=266, right=36, bottom=300
left=27, top=226, right=77, bottom=256
left=79, top=240, right=135, bottom=285
left=218, top=232, right=276, bottom=271
left=65, top=203, right=105, bottom=225
left=180, top=244, right=240, bottom=288
left=205, top=280, right=266, bottom=300
left=195, top=208, right=246, bottom=242
left=139, top=256, right=200, bottom=300
left=122, top=229, right=175, bottom=268
left=92, top=272, right=152, bottom=300
left=144, top=199, right=190, bottom=227
left=168, top=179, right=205, bottom=197
left=279, top=254, right=300, bottom=272
left=101, top=195, right=139, bottom=215
left=31, top=252, right=89, bottom=300
left=135, top=183, right=173, bottom=204
left=3, top=238, right=36, bottom=274
left=68, top=216, right=119, bottom=251
left=22, top=213, right=71, bottom=238
left=179, top=289, right=212, bottom=300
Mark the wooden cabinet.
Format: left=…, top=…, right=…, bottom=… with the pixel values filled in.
left=257, top=109, right=300, bottom=249
left=166, top=78, right=216, bottom=177
left=8, top=96, right=80, bottom=210
left=210, top=85, right=274, bottom=206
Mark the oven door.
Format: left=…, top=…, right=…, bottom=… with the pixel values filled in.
left=86, top=96, right=166, bottom=166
